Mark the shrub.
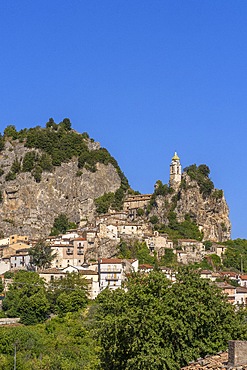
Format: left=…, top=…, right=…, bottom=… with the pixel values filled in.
left=137, top=208, right=144, bottom=216
left=150, top=215, right=159, bottom=224
left=184, top=164, right=214, bottom=197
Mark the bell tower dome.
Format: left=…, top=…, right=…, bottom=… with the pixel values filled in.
left=169, top=152, right=182, bottom=189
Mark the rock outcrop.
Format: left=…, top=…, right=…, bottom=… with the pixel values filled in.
left=149, top=172, right=231, bottom=242
left=0, top=140, right=121, bottom=238
left=175, top=173, right=231, bottom=242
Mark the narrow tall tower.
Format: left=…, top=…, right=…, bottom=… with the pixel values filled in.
left=169, top=152, right=182, bottom=189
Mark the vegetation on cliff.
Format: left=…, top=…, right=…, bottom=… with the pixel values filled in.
left=2, top=120, right=128, bottom=187
left=183, top=164, right=215, bottom=198
left=146, top=180, right=203, bottom=242
left=1, top=119, right=129, bottom=213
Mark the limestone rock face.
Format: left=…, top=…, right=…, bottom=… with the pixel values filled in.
left=175, top=174, right=231, bottom=242
left=151, top=173, right=231, bottom=242
left=0, top=141, right=121, bottom=238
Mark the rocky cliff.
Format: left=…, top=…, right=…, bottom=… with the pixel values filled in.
left=0, top=139, right=121, bottom=238
left=148, top=171, right=231, bottom=242
left=175, top=173, right=231, bottom=242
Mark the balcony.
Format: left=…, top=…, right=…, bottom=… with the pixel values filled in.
left=66, top=250, right=73, bottom=255
left=77, top=250, right=84, bottom=255
left=100, top=268, right=122, bottom=273
left=105, top=277, right=119, bottom=281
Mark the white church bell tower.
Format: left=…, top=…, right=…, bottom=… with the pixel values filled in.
left=169, top=152, right=182, bottom=190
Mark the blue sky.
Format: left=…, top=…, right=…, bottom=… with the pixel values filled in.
left=0, top=1, right=247, bottom=239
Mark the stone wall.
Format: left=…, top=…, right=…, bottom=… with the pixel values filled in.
left=228, top=341, right=247, bottom=367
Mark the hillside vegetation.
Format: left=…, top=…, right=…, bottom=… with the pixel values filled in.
left=0, top=119, right=129, bottom=213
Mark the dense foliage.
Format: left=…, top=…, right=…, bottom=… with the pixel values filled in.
left=29, top=240, right=57, bottom=270
left=2, top=121, right=129, bottom=203
left=222, top=238, right=247, bottom=273
left=47, top=272, right=88, bottom=316
left=2, top=271, right=49, bottom=325
left=2, top=270, right=89, bottom=325
left=1, top=268, right=247, bottom=369
left=183, top=164, right=215, bottom=198
left=50, top=213, right=77, bottom=236
left=0, top=133, right=4, bottom=151
left=0, top=311, right=99, bottom=369
left=118, top=240, right=157, bottom=265
left=96, top=269, right=247, bottom=370
left=154, top=212, right=203, bottom=242
left=94, top=186, right=126, bottom=214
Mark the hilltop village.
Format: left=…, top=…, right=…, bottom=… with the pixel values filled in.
left=0, top=153, right=246, bottom=305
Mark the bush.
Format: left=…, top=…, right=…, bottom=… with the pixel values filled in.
left=212, top=189, right=223, bottom=199
left=50, top=214, right=77, bottom=236
left=22, top=151, right=37, bottom=172
left=150, top=215, right=159, bottom=224
left=5, top=171, right=16, bottom=181
left=0, top=133, right=4, bottom=151
left=184, top=164, right=214, bottom=197
left=2, top=120, right=129, bottom=193
left=3, top=125, right=18, bottom=140
left=137, top=208, right=144, bottom=216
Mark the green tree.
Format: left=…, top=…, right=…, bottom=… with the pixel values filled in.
left=0, top=310, right=100, bottom=368
left=29, top=239, right=57, bottom=270
left=160, top=248, right=177, bottom=267
left=59, top=118, right=72, bottom=131
left=46, top=117, right=58, bottom=130
left=2, top=271, right=49, bottom=324
left=0, top=133, right=4, bottom=151
left=95, top=192, right=115, bottom=214
left=22, top=151, right=37, bottom=172
left=50, top=213, right=77, bottom=235
left=137, top=208, right=144, bottom=216
left=96, top=269, right=246, bottom=370
left=32, top=165, right=43, bottom=182
left=150, top=215, right=159, bottom=224
left=3, top=125, right=18, bottom=139
left=184, top=164, right=214, bottom=198
left=222, top=239, right=247, bottom=272
left=48, top=272, right=88, bottom=315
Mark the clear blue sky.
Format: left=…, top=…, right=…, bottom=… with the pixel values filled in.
left=0, top=1, right=247, bottom=239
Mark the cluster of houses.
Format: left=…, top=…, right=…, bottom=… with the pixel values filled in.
left=200, top=270, right=247, bottom=306
left=0, top=201, right=245, bottom=304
